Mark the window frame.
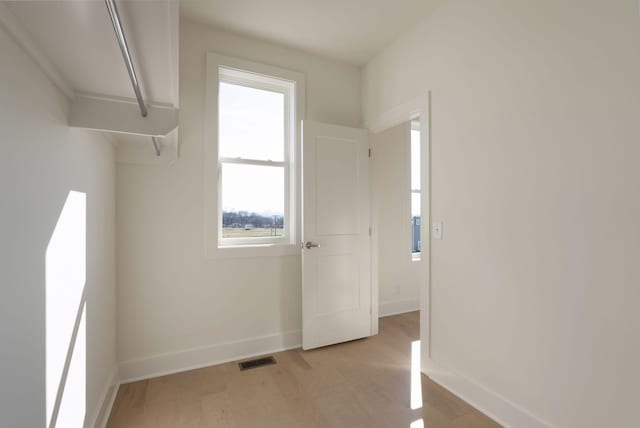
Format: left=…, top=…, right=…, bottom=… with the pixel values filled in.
left=204, top=53, right=305, bottom=259
left=217, top=70, right=292, bottom=247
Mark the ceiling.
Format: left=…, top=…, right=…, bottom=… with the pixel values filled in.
left=3, top=0, right=436, bottom=160
left=180, top=0, right=441, bottom=66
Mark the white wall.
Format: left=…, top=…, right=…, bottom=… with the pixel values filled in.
left=0, top=23, right=117, bottom=428
left=363, top=1, right=640, bottom=427
left=116, top=18, right=362, bottom=380
left=371, top=122, right=421, bottom=316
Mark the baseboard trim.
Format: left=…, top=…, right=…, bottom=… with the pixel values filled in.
left=90, top=366, right=120, bottom=428
left=119, top=330, right=302, bottom=383
left=424, top=359, right=555, bottom=428
left=379, top=299, right=420, bottom=318
left=105, top=331, right=553, bottom=427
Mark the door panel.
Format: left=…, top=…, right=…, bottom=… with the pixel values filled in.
left=315, top=138, right=360, bottom=235
left=316, top=253, right=359, bottom=315
left=302, top=121, right=371, bottom=350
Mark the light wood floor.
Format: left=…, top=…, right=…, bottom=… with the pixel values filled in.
left=107, top=312, right=500, bottom=428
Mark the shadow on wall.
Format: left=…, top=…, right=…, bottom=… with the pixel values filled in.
left=45, top=190, right=87, bottom=428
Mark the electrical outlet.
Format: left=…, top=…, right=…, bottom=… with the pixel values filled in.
left=432, top=222, right=443, bottom=240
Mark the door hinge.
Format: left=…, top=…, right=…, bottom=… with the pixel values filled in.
left=368, top=148, right=372, bottom=158
left=369, top=226, right=372, bottom=236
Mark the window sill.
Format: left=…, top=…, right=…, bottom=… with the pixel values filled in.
left=411, top=253, right=421, bottom=262
left=207, top=243, right=301, bottom=260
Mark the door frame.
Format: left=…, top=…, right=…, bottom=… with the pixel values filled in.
left=365, top=92, right=431, bottom=372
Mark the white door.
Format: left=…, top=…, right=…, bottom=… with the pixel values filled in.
left=302, top=120, right=372, bottom=350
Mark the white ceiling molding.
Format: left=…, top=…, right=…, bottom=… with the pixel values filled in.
left=0, top=2, right=74, bottom=99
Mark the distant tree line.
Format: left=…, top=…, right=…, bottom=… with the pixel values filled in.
left=223, top=211, right=284, bottom=228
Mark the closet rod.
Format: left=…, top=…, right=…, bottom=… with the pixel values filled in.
left=105, top=0, right=146, bottom=116
left=105, top=0, right=161, bottom=156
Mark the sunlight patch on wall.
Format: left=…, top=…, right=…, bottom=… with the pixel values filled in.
left=45, top=191, right=86, bottom=427
left=55, top=304, right=86, bottom=427
left=411, top=340, right=422, bottom=410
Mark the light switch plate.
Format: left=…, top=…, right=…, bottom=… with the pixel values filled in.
left=432, top=222, right=443, bottom=240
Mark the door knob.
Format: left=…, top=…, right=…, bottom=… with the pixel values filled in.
left=305, top=241, right=320, bottom=249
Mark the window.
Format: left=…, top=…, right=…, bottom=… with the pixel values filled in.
left=205, top=53, right=304, bottom=257
left=411, top=120, right=421, bottom=260
left=218, top=68, right=295, bottom=247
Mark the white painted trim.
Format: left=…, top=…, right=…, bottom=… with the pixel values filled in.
left=206, top=243, right=301, bottom=260
left=370, top=190, right=379, bottom=336
left=369, top=91, right=553, bottom=428
left=0, top=3, right=74, bottom=99
left=364, top=95, right=426, bottom=134
left=420, top=93, right=431, bottom=365
left=203, top=52, right=306, bottom=260
left=379, top=299, right=420, bottom=318
left=90, top=366, right=119, bottom=428
left=369, top=138, right=379, bottom=336
left=424, top=359, right=555, bottom=428
left=118, top=330, right=302, bottom=383
left=365, top=92, right=431, bottom=362
left=216, top=66, right=296, bottom=249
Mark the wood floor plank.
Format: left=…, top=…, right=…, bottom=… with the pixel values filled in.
left=107, top=312, right=501, bottom=428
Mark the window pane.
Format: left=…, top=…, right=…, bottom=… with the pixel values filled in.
left=411, top=129, right=421, bottom=190
left=412, top=192, right=421, bottom=253
left=221, top=163, right=285, bottom=239
left=219, top=81, right=285, bottom=162
left=412, top=192, right=420, bottom=217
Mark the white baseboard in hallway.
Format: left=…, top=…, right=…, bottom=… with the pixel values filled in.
left=118, top=330, right=302, bottom=383
left=379, top=298, right=420, bottom=318
left=425, top=359, right=554, bottom=428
